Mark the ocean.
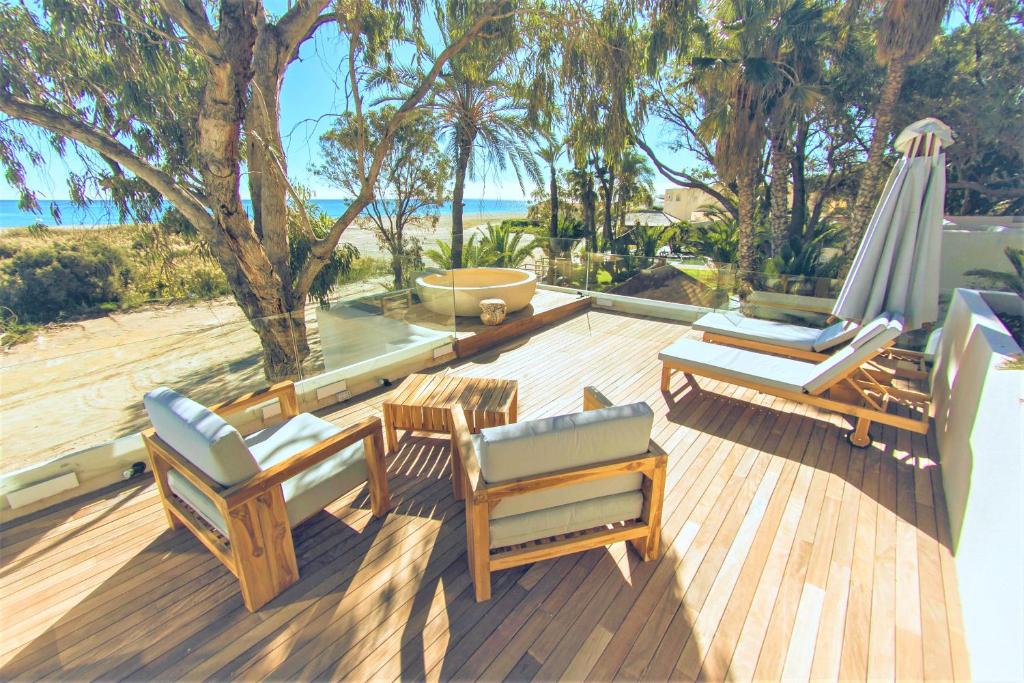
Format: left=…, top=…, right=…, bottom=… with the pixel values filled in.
left=0, top=198, right=529, bottom=229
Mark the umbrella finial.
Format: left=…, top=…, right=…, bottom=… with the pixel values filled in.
left=894, top=118, right=955, bottom=156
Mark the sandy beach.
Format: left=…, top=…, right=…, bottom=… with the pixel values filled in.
left=336, top=211, right=525, bottom=259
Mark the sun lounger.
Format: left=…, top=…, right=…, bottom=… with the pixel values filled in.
left=692, top=311, right=859, bottom=360
left=692, top=310, right=929, bottom=378
left=660, top=313, right=930, bottom=447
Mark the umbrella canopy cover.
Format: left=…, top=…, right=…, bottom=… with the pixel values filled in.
left=833, top=152, right=945, bottom=330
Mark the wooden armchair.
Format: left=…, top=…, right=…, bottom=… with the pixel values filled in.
left=141, top=381, right=390, bottom=611
left=450, top=387, right=667, bottom=602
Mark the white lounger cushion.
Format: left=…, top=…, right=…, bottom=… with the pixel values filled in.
left=659, top=339, right=817, bottom=393
left=692, top=312, right=860, bottom=353
left=812, top=320, right=862, bottom=351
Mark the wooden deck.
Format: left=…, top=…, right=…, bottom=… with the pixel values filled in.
left=0, top=309, right=969, bottom=681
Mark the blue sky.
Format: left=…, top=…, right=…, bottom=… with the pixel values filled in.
left=0, top=6, right=692, bottom=204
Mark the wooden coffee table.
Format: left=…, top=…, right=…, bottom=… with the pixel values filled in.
left=382, top=374, right=518, bottom=497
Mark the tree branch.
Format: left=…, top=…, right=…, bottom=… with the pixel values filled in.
left=154, top=0, right=221, bottom=60
left=275, top=0, right=332, bottom=63
left=630, top=129, right=739, bottom=220
left=947, top=180, right=1024, bottom=199
left=0, top=94, right=215, bottom=235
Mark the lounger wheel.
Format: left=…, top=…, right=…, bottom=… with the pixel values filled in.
left=848, top=418, right=873, bottom=448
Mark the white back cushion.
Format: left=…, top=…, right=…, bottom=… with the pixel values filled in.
left=848, top=314, right=892, bottom=349
left=803, top=315, right=904, bottom=395
left=476, top=402, right=654, bottom=484
left=812, top=321, right=860, bottom=352
left=144, top=387, right=259, bottom=486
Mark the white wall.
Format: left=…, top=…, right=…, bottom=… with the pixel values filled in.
left=931, top=288, right=1024, bottom=681
left=940, top=217, right=1024, bottom=294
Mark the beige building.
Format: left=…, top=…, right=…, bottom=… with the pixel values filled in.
left=662, top=187, right=723, bottom=222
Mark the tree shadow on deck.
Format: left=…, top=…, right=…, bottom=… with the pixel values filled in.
left=0, top=477, right=154, bottom=581
left=386, top=434, right=709, bottom=682
left=660, top=377, right=947, bottom=548
left=0, top=467, right=391, bottom=680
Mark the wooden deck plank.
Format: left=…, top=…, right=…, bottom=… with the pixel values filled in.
left=0, top=309, right=970, bottom=682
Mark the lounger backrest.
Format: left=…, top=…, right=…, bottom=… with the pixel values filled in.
left=802, top=314, right=904, bottom=395
left=811, top=320, right=860, bottom=352
left=144, top=387, right=259, bottom=486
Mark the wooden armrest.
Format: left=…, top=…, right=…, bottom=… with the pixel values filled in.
left=222, top=417, right=382, bottom=509
left=484, top=450, right=667, bottom=503
left=449, top=407, right=483, bottom=496
left=582, top=386, right=613, bottom=411
left=209, top=380, right=298, bottom=420
left=142, top=429, right=225, bottom=501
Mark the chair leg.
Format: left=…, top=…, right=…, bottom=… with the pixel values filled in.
left=227, top=487, right=299, bottom=612
left=631, top=459, right=666, bottom=561
left=364, top=429, right=391, bottom=518
left=450, top=433, right=465, bottom=502
left=143, top=437, right=183, bottom=530
left=466, top=500, right=491, bottom=601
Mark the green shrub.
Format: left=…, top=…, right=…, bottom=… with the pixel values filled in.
left=0, top=241, right=130, bottom=322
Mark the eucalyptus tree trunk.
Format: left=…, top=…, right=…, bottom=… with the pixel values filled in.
left=847, top=57, right=908, bottom=258
left=601, top=168, right=615, bottom=246
left=391, top=243, right=405, bottom=289
left=768, top=125, right=792, bottom=256
left=582, top=173, right=597, bottom=250
left=196, top=0, right=311, bottom=380
left=451, top=128, right=474, bottom=269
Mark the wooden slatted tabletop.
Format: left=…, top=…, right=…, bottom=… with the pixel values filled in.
left=382, top=373, right=518, bottom=454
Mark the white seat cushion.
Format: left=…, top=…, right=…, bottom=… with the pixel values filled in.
left=489, top=491, right=644, bottom=549
left=248, top=413, right=370, bottom=528
left=659, top=338, right=816, bottom=393
left=166, top=412, right=369, bottom=536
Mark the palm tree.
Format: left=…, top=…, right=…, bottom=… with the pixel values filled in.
left=764, top=1, right=828, bottom=255
left=536, top=134, right=564, bottom=243
left=480, top=224, right=537, bottom=268
left=689, top=0, right=809, bottom=277
left=847, top=0, right=948, bottom=252
left=614, top=147, right=655, bottom=231
left=566, top=165, right=598, bottom=249
left=965, top=247, right=1024, bottom=296
left=426, top=234, right=487, bottom=269
left=431, top=63, right=540, bottom=269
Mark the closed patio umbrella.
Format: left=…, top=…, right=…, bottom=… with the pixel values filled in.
left=833, top=118, right=954, bottom=330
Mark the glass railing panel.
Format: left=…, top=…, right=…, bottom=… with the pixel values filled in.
left=297, top=264, right=456, bottom=388
left=580, top=251, right=736, bottom=310
left=727, top=269, right=843, bottom=326
left=0, top=307, right=297, bottom=476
